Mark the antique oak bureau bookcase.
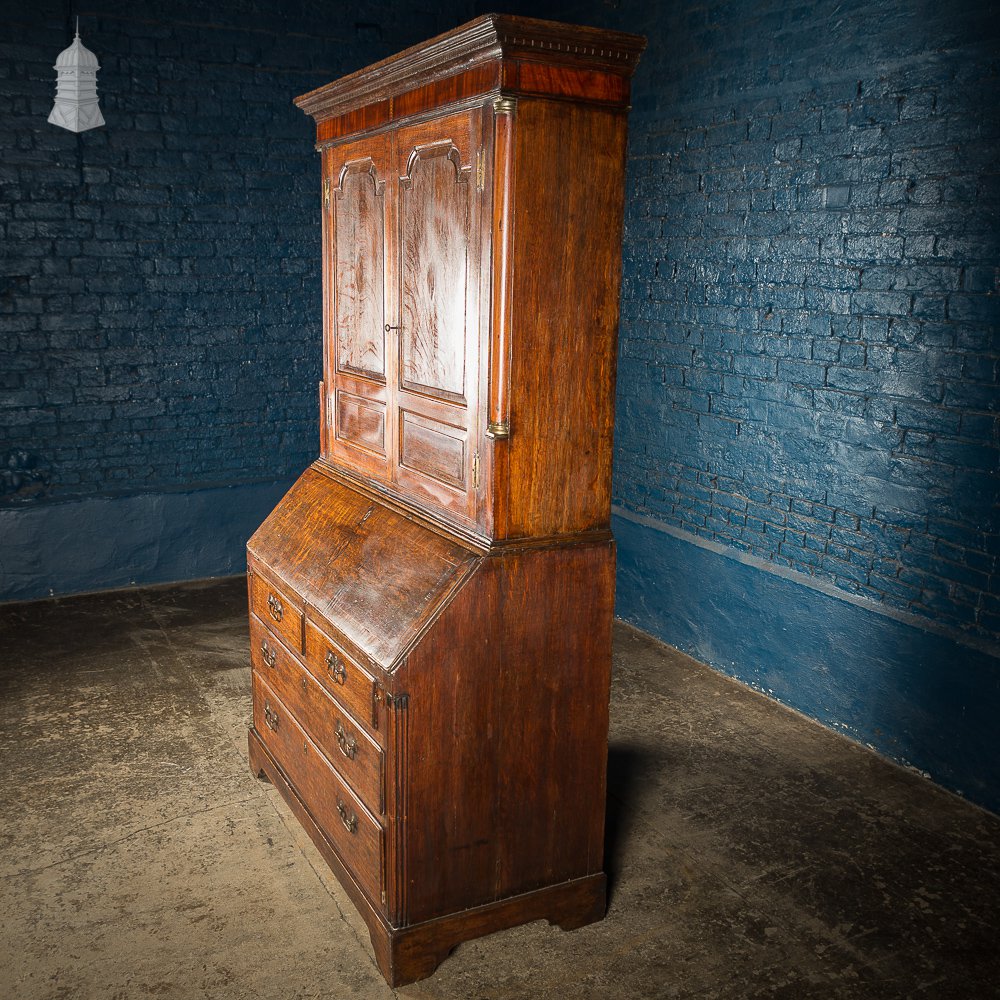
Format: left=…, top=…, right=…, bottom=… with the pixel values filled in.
left=246, top=14, right=644, bottom=986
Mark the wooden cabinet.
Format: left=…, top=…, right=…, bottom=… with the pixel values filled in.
left=247, top=14, right=644, bottom=987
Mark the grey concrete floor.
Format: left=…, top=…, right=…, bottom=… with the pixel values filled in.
left=1, top=577, right=998, bottom=1000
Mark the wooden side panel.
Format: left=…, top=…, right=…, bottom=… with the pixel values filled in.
left=500, top=100, right=628, bottom=538
left=493, top=541, right=614, bottom=895
left=397, top=558, right=501, bottom=925
left=401, top=539, right=613, bottom=924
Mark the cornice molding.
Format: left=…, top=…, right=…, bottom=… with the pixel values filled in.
left=294, top=14, right=645, bottom=122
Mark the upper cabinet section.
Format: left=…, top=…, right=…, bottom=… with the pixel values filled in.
left=299, top=15, right=644, bottom=544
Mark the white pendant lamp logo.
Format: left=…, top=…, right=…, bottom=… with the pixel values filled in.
left=48, top=18, right=105, bottom=133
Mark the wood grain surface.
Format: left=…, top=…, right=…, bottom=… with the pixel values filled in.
left=248, top=14, right=643, bottom=987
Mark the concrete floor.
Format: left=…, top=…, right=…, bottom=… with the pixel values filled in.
left=1, top=577, right=998, bottom=1000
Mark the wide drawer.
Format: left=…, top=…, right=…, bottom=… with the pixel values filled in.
left=304, top=618, right=384, bottom=739
left=250, top=572, right=304, bottom=653
left=253, top=673, right=383, bottom=906
left=250, top=614, right=384, bottom=815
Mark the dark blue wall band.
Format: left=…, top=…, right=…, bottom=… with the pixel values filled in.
left=0, top=480, right=294, bottom=603
left=613, top=506, right=1000, bottom=816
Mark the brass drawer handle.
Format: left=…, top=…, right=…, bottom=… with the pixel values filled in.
left=267, top=593, right=283, bottom=622
left=335, top=719, right=358, bottom=760
left=337, top=798, right=358, bottom=834
left=326, top=650, right=346, bottom=685
left=260, top=639, right=277, bottom=669
left=263, top=702, right=279, bottom=732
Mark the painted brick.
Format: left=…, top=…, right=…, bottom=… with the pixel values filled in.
left=546, top=0, right=1000, bottom=645
left=1, top=0, right=458, bottom=508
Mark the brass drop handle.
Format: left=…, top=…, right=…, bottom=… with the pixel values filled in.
left=326, top=650, right=347, bottom=685
left=267, top=594, right=283, bottom=622
left=263, top=702, right=279, bottom=732
left=260, top=639, right=277, bottom=668
left=337, top=798, right=358, bottom=834
left=335, top=719, right=358, bottom=760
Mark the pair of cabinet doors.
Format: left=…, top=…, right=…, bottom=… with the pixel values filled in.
left=323, top=107, right=487, bottom=524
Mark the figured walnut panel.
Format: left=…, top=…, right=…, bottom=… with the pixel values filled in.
left=399, top=143, right=470, bottom=404
left=334, top=160, right=387, bottom=382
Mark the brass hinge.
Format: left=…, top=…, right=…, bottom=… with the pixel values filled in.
left=476, top=147, right=485, bottom=192
left=323, top=177, right=331, bottom=208
left=472, top=450, right=480, bottom=490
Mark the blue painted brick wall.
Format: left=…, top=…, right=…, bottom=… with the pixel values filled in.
left=5, top=0, right=998, bottom=649
left=484, top=0, right=1000, bottom=647
left=1, top=0, right=468, bottom=508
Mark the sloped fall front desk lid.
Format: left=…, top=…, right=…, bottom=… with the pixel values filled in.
left=247, top=465, right=480, bottom=673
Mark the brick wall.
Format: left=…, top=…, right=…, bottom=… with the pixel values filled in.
left=3, top=0, right=997, bottom=647
left=0, top=0, right=466, bottom=506
left=489, top=0, right=1000, bottom=647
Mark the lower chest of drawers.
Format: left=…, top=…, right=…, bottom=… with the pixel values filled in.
left=248, top=576, right=392, bottom=914
left=252, top=671, right=384, bottom=905
left=250, top=614, right=385, bottom=816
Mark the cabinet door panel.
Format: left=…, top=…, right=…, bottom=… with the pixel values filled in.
left=334, top=161, right=386, bottom=381
left=336, top=390, right=386, bottom=456
left=391, top=110, right=482, bottom=522
left=399, top=143, right=469, bottom=403
left=324, top=134, right=392, bottom=480
left=399, top=409, right=466, bottom=490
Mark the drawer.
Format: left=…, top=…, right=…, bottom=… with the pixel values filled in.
left=253, top=673, right=383, bottom=906
left=304, top=618, right=384, bottom=740
left=250, top=612, right=298, bottom=681
left=250, top=572, right=304, bottom=653
left=250, top=615, right=384, bottom=815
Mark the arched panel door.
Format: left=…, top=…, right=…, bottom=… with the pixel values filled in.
left=390, top=109, right=482, bottom=522
left=323, top=134, right=392, bottom=481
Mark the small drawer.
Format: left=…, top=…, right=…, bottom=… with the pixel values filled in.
left=253, top=674, right=383, bottom=907
left=250, top=615, right=384, bottom=815
left=304, top=618, right=384, bottom=741
left=250, top=613, right=298, bottom=680
left=251, top=573, right=303, bottom=653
